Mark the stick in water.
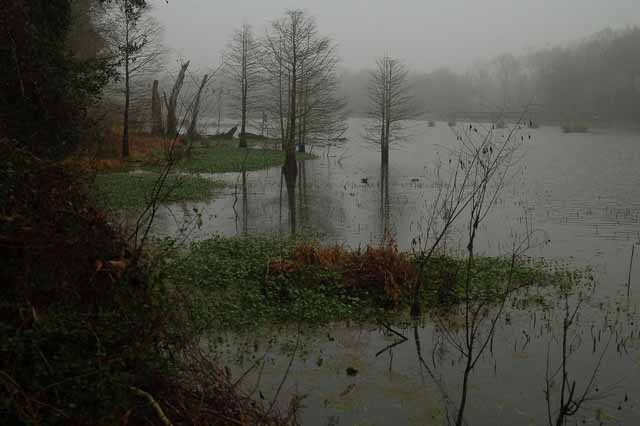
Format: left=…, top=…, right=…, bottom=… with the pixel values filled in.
left=627, top=244, right=635, bottom=299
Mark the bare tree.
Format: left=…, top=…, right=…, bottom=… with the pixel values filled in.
left=365, top=54, right=415, bottom=166
left=410, top=116, right=526, bottom=318
left=295, top=39, right=347, bottom=153
left=263, top=10, right=338, bottom=177
left=544, top=290, right=612, bottom=426
left=225, top=23, right=263, bottom=148
left=407, top=117, right=528, bottom=426
left=100, top=0, right=165, bottom=158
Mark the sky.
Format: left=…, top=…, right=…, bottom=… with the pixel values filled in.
left=151, top=0, right=639, bottom=72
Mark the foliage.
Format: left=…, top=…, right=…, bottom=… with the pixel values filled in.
left=94, top=171, right=225, bottom=209
left=162, top=236, right=367, bottom=330
left=0, top=1, right=115, bottom=157
left=1, top=2, right=301, bottom=424
left=0, top=141, right=298, bottom=425
left=0, top=142, right=177, bottom=424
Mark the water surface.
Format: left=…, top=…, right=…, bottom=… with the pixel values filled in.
left=155, top=119, right=640, bottom=425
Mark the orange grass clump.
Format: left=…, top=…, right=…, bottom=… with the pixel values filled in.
left=269, top=238, right=417, bottom=305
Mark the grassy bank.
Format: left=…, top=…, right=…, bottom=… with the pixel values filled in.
left=94, top=171, right=226, bottom=209
left=89, top=135, right=319, bottom=210
left=171, top=143, right=316, bottom=174
left=163, top=236, right=589, bottom=331
left=87, top=131, right=317, bottom=175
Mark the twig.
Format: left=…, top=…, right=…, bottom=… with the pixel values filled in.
left=627, top=244, right=635, bottom=299
left=233, top=353, right=267, bottom=388
left=265, top=324, right=301, bottom=417
left=129, top=386, right=173, bottom=426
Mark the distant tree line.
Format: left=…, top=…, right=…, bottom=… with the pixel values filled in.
left=341, top=27, right=640, bottom=126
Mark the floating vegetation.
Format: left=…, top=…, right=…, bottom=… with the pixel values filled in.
left=94, top=172, right=225, bottom=209
left=562, top=120, right=590, bottom=133
left=164, top=235, right=594, bottom=330
left=172, top=144, right=316, bottom=174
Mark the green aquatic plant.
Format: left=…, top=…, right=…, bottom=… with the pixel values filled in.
left=161, top=236, right=593, bottom=331
left=171, top=144, right=316, bottom=174
left=94, top=172, right=225, bottom=209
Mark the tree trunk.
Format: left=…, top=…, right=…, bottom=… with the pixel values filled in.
left=277, top=40, right=286, bottom=151
left=187, top=74, right=209, bottom=141
left=456, top=362, right=473, bottom=426
left=151, top=80, right=163, bottom=136
left=381, top=159, right=390, bottom=235
left=239, top=33, right=248, bottom=148
left=385, top=61, right=392, bottom=150
left=286, top=33, right=298, bottom=176
left=122, top=11, right=130, bottom=159
left=166, top=61, right=190, bottom=138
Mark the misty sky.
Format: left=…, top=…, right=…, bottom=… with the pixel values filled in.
left=152, top=0, right=639, bottom=71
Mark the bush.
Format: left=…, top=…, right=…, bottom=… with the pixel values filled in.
left=0, top=141, right=175, bottom=424
left=0, top=1, right=114, bottom=158
left=1, top=142, right=294, bottom=425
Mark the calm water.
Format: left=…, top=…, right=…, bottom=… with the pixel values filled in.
left=152, top=119, right=640, bottom=425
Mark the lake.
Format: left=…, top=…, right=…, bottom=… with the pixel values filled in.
left=155, top=119, right=640, bottom=425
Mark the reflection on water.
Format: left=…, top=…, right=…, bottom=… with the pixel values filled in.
left=149, top=119, right=640, bottom=424
left=210, top=285, right=640, bottom=426
left=381, top=158, right=391, bottom=237
left=233, top=170, right=249, bottom=236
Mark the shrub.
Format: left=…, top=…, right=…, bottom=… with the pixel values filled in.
left=0, top=142, right=293, bottom=425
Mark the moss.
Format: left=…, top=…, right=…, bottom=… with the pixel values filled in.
left=94, top=172, right=225, bottom=209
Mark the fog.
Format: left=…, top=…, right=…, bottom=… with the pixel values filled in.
left=8, top=2, right=640, bottom=426
left=153, top=0, right=639, bottom=71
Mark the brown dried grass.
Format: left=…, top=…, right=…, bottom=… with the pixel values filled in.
left=269, top=237, right=417, bottom=305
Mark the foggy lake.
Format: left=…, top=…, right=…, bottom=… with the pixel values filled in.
left=9, top=2, right=640, bottom=426
left=148, top=119, right=640, bottom=425
left=153, top=119, right=640, bottom=283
